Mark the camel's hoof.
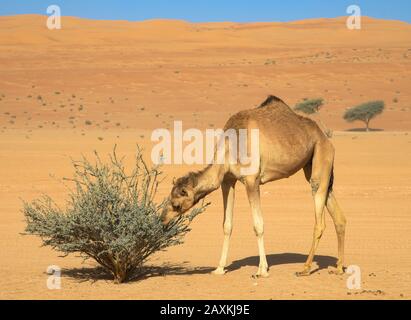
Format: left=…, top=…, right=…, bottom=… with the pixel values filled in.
left=212, top=267, right=226, bottom=275
left=252, top=268, right=270, bottom=279
left=328, top=267, right=345, bottom=276
left=295, top=269, right=311, bottom=277
left=252, top=273, right=270, bottom=279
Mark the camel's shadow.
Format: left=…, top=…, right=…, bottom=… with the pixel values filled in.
left=227, top=252, right=337, bottom=274
left=62, top=253, right=336, bottom=283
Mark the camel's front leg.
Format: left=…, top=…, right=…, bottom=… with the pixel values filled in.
left=213, top=178, right=236, bottom=275
left=246, top=180, right=269, bottom=278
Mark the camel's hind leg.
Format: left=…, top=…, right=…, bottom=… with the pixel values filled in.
left=296, top=140, right=335, bottom=277
left=326, top=191, right=346, bottom=275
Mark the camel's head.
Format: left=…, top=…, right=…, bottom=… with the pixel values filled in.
left=161, top=173, right=198, bottom=225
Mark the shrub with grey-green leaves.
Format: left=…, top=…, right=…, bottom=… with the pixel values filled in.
left=23, top=147, right=207, bottom=283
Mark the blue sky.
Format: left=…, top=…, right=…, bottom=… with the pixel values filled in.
left=1, top=0, right=410, bottom=23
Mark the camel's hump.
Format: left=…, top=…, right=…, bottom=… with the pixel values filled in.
left=258, top=95, right=286, bottom=108
left=224, top=95, right=299, bottom=130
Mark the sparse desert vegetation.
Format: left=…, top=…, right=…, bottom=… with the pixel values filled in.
left=344, top=101, right=385, bottom=131
left=23, top=148, right=206, bottom=283
left=294, top=98, right=324, bottom=115
left=294, top=98, right=333, bottom=137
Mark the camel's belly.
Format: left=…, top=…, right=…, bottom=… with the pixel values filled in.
left=259, top=162, right=302, bottom=184
left=259, top=141, right=314, bottom=184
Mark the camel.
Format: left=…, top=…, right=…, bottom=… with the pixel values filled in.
left=161, top=95, right=346, bottom=278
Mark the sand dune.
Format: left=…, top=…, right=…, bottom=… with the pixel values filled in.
left=1, top=15, right=410, bottom=46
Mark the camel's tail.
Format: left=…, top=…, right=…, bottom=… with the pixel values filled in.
left=328, top=166, right=334, bottom=194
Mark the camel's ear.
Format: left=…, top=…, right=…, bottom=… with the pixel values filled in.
left=191, top=176, right=199, bottom=188
left=172, top=177, right=177, bottom=185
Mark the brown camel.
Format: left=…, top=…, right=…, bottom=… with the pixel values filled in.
left=161, top=95, right=346, bottom=278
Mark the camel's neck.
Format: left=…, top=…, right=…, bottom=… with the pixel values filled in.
left=193, top=164, right=225, bottom=203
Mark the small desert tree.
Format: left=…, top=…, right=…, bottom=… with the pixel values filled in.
left=343, top=101, right=385, bottom=132
left=294, top=98, right=332, bottom=137
left=294, top=98, right=324, bottom=115
left=23, top=147, right=207, bottom=283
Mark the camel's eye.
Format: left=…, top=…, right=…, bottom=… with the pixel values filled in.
left=180, top=188, right=188, bottom=197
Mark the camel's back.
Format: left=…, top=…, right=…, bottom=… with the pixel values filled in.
left=224, top=95, right=324, bottom=141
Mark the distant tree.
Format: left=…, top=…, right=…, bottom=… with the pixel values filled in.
left=294, top=98, right=324, bottom=115
left=343, top=101, right=385, bottom=132
left=294, top=98, right=332, bottom=137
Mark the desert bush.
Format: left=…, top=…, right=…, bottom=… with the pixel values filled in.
left=264, top=59, right=276, bottom=65
left=343, top=101, right=385, bottom=132
left=294, top=98, right=332, bottom=137
left=294, top=98, right=324, bottom=115
left=23, top=147, right=207, bottom=283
